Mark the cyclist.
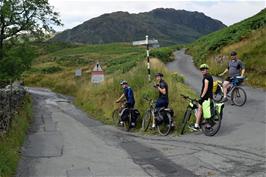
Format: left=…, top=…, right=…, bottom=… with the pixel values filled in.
left=153, top=73, right=169, bottom=128
left=219, top=51, right=245, bottom=102
left=116, top=80, right=136, bottom=127
left=191, top=64, right=213, bottom=131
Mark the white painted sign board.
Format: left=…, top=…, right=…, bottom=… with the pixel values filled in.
left=132, top=39, right=159, bottom=46
left=75, top=68, right=82, bottom=77
left=91, top=63, right=104, bottom=83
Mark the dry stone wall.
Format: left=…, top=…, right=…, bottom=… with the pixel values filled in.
left=0, top=83, right=26, bottom=133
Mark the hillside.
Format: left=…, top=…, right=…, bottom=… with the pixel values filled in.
left=187, top=8, right=266, bottom=88
left=52, top=8, right=225, bottom=46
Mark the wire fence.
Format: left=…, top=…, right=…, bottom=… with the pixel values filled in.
left=0, top=81, right=26, bottom=134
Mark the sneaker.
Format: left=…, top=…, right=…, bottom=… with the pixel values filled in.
left=152, top=123, right=156, bottom=128
left=222, top=97, right=228, bottom=102
left=119, top=121, right=124, bottom=126
left=189, top=125, right=200, bottom=131
left=171, top=122, right=175, bottom=127
left=130, top=122, right=136, bottom=128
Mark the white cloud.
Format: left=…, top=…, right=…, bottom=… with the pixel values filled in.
left=49, top=0, right=266, bottom=31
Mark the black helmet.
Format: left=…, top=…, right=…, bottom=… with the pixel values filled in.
left=230, top=51, right=237, bottom=56
left=155, top=73, right=164, bottom=77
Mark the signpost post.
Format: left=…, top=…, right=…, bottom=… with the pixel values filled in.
left=133, top=35, right=159, bottom=82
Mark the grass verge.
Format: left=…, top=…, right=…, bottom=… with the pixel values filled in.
left=0, top=94, right=32, bottom=177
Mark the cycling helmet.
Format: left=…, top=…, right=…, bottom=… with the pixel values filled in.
left=120, top=80, right=127, bottom=85
left=199, top=64, right=209, bottom=70
left=230, top=51, right=237, bottom=56
left=155, top=72, right=164, bottom=77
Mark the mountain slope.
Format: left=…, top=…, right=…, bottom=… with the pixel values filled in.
left=188, top=8, right=266, bottom=88
left=52, top=8, right=225, bottom=46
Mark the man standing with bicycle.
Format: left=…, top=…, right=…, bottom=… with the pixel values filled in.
left=219, top=51, right=245, bottom=102
left=191, top=64, right=213, bottom=131
left=153, top=73, right=169, bottom=128
left=116, top=80, right=136, bottom=127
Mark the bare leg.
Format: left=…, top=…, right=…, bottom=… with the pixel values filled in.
left=195, top=104, right=202, bottom=126
left=223, top=81, right=230, bottom=97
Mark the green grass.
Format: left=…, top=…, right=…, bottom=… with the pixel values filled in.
left=150, top=45, right=181, bottom=63
left=187, top=8, right=266, bottom=88
left=0, top=95, right=32, bottom=177
left=24, top=43, right=196, bottom=134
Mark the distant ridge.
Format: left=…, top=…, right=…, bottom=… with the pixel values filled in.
left=51, top=8, right=226, bottom=46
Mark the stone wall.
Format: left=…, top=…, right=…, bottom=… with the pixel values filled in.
left=0, top=83, right=26, bottom=133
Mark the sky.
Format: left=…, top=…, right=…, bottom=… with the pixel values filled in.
left=49, top=0, right=266, bottom=31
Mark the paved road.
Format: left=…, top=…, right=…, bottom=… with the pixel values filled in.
left=16, top=50, right=265, bottom=177
left=16, top=88, right=196, bottom=177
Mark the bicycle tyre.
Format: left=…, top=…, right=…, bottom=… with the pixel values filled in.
left=157, top=112, right=172, bottom=136
left=124, top=112, right=131, bottom=132
left=180, top=109, right=192, bottom=135
left=202, top=111, right=221, bottom=136
left=213, top=84, right=224, bottom=103
left=112, top=109, right=120, bottom=127
left=231, top=87, right=247, bottom=106
left=142, top=110, right=152, bottom=132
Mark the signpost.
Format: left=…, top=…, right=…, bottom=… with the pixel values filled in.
left=132, top=35, right=159, bottom=81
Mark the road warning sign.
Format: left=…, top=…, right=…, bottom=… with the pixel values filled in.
left=91, top=62, right=104, bottom=83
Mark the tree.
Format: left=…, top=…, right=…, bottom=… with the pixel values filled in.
left=0, top=0, right=62, bottom=80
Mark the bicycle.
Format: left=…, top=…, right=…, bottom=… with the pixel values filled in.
left=112, top=100, right=140, bottom=131
left=142, top=97, right=174, bottom=136
left=180, top=94, right=224, bottom=136
left=213, top=76, right=247, bottom=106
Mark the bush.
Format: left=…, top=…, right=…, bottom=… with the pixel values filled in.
left=41, top=66, right=63, bottom=74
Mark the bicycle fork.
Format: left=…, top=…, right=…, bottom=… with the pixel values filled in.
left=151, top=110, right=156, bottom=127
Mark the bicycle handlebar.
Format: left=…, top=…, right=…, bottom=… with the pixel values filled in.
left=116, top=99, right=127, bottom=103
left=143, top=97, right=153, bottom=102
left=180, top=94, right=198, bottom=102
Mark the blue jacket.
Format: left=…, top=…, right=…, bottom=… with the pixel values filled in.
left=124, top=86, right=135, bottom=105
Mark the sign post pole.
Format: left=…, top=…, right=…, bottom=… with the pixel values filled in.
left=132, top=36, right=159, bottom=82
left=146, top=35, right=151, bottom=81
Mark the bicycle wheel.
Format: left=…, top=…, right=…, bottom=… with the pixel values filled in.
left=142, top=110, right=152, bottom=131
left=157, top=112, right=172, bottom=136
left=202, top=111, right=221, bottom=136
left=180, top=109, right=192, bottom=135
left=213, top=85, right=224, bottom=103
left=112, top=109, right=120, bottom=127
left=231, top=87, right=247, bottom=106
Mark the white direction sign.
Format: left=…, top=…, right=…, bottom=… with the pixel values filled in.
left=132, top=39, right=159, bottom=46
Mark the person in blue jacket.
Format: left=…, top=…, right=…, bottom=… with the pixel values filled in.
left=116, top=80, right=136, bottom=127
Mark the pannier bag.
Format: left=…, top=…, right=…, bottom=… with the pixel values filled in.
left=202, top=99, right=215, bottom=119
left=131, top=109, right=140, bottom=123
left=119, top=108, right=140, bottom=123
left=119, top=108, right=130, bottom=121
left=215, top=103, right=224, bottom=119
left=156, top=108, right=174, bottom=124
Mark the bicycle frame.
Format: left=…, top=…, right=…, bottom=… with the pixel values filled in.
left=181, top=94, right=223, bottom=136
left=144, top=98, right=156, bottom=126
left=217, top=78, right=244, bottom=98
